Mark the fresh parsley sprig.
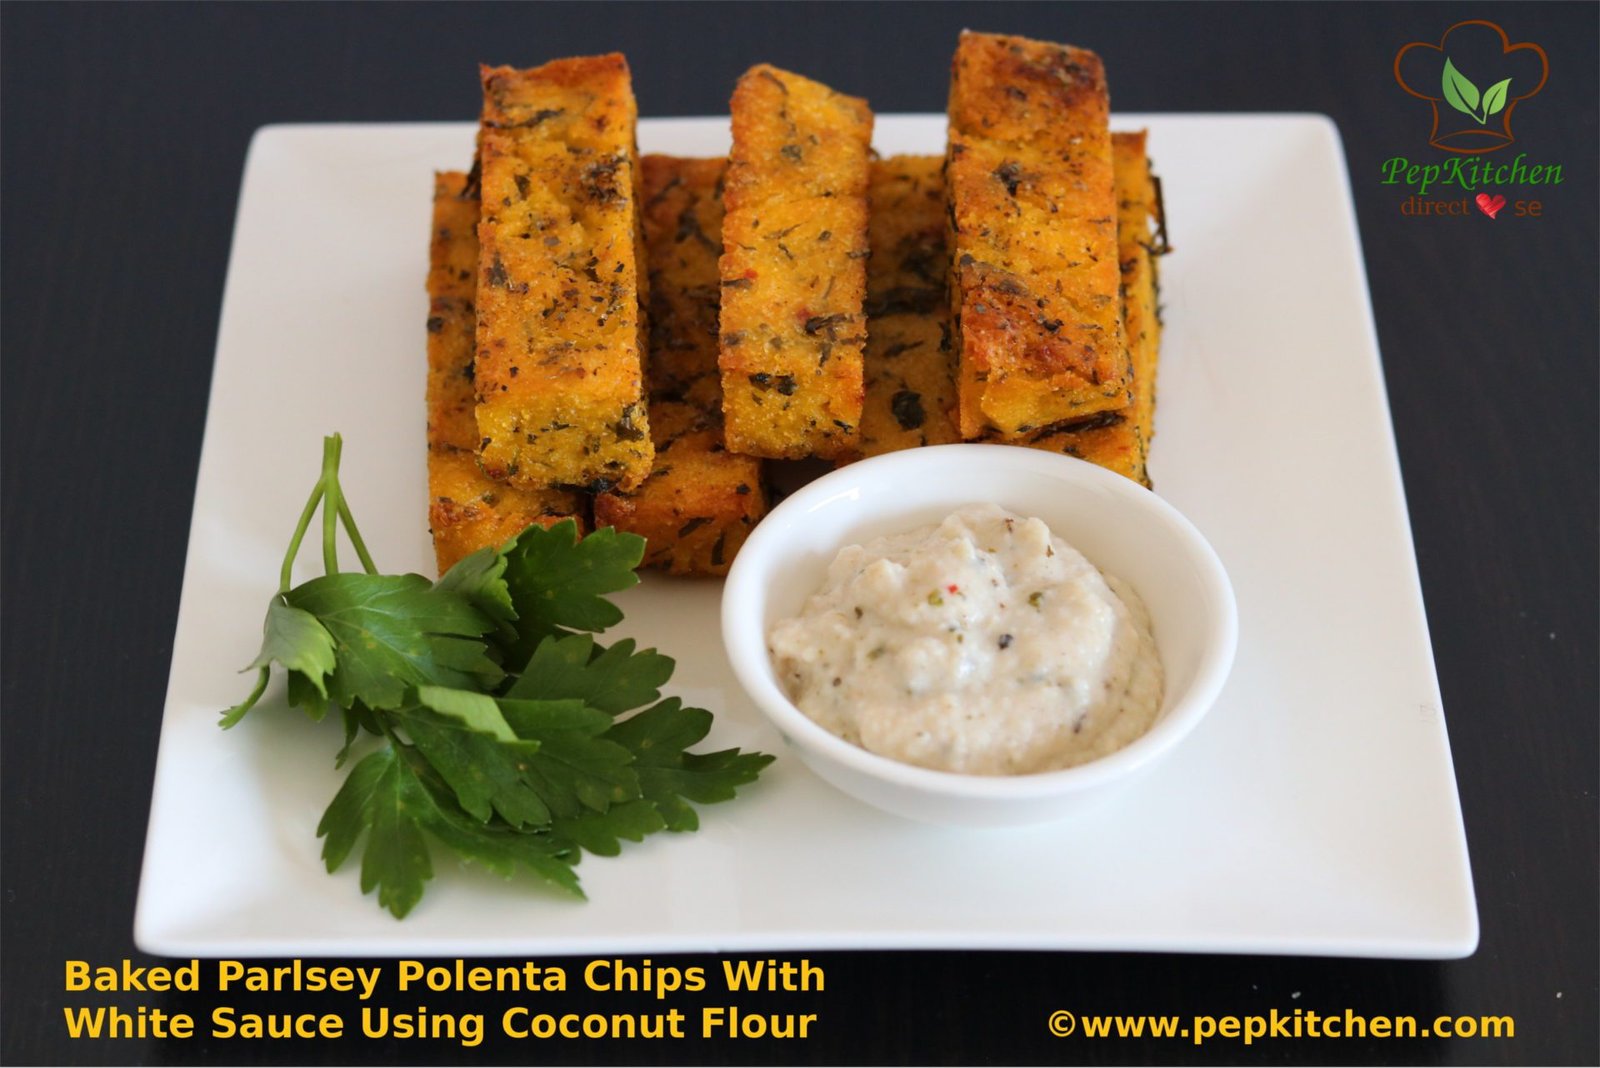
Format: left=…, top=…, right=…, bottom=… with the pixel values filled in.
left=223, top=435, right=773, bottom=918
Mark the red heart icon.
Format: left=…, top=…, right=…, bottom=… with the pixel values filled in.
left=1475, top=193, right=1507, bottom=219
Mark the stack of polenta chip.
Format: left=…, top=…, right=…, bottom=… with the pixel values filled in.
left=426, top=32, right=1167, bottom=576
left=426, top=169, right=585, bottom=573
left=592, top=157, right=767, bottom=576
left=852, top=128, right=1165, bottom=485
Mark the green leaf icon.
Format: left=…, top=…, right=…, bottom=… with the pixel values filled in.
left=1482, top=77, right=1513, bottom=117
left=1442, top=57, right=1483, bottom=121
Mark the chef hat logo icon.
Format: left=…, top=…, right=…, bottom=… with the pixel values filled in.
left=1394, top=20, right=1549, bottom=154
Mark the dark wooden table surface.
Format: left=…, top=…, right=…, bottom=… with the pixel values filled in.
left=3, top=3, right=1595, bottom=1064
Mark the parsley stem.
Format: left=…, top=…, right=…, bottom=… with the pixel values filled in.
left=279, top=478, right=327, bottom=595
left=321, top=435, right=343, bottom=575
left=222, top=668, right=271, bottom=729
left=337, top=499, right=379, bottom=576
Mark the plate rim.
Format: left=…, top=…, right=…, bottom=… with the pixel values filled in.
left=134, top=113, right=1478, bottom=960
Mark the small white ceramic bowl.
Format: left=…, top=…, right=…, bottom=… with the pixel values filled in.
left=722, top=444, right=1237, bottom=826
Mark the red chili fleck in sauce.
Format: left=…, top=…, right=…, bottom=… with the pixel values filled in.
left=946, top=583, right=960, bottom=594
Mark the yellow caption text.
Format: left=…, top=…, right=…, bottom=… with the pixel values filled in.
left=63, top=958, right=823, bottom=1046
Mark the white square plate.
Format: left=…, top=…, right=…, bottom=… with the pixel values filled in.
left=135, top=115, right=1477, bottom=958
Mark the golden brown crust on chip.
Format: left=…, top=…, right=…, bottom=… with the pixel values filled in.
left=427, top=172, right=483, bottom=453
left=427, top=170, right=583, bottom=575
left=847, top=156, right=961, bottom=460
left=593, top=399, right=764, bottom=577
left=718, top=65, right=872, bottom=459
left=990, top=131, right=1161, bottom=485
left=596, top=156, right=768, bottom=576
left=428, top=446, right=585, bottom=574
left=947, top=31, right=1131, bottom=438
left=839, top=136, right=1164, bottom=486
left=473, top=56, right=654, bottom=493
left=1112, top=130, right=1161, bottom=483
left=639, top=155, right=727, bottom=410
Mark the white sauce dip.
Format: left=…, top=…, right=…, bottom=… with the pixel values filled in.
left=768, top=504, right=1164, bottom=775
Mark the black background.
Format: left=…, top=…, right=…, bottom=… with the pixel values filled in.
left=3, top=2, right=1596, bottom=1065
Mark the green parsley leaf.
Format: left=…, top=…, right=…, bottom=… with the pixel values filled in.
left=220, top=599, right=337, bottom=727
left=317, top=745, right=387, bottom=874
left=395, top=702, right=550, bottom=828
left=605, top=696, right=715, bottom=760
left=497, top=698, right=638, bottom=818
left=335, top=702, right=381, bottom=767
left=434, top=545, right=516, bottom=629
left=395, top=745, right=580, bottom=898
left=286, top=669, right=331, bottom=722
left=505, top=633, right=674, bottom=714
left=318, top=747, right=433, bottom=919
left=231, top=435, right=774, bottom=919
left=318, top=744, right=584, bottom=919
left=498, top=522, right=646, bottom=664
left=415, top=684, right=517, bottom=740
left=416, top=802, right=581, bottom=901
left=607, top=699, right=776, bottom=831
left=639, top=749, right=776, bottom=832
left=285, top=573, right=502, bottom=710
left=552, top=800, right=667, bottom=857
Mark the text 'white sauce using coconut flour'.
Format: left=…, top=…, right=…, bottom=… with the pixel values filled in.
left=768, top=504, right=1164, bottom=775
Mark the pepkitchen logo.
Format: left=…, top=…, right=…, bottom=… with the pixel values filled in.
left=1382, top=20, right=1562, bottom=217
left=1394, top=20, right=1548, bottom=153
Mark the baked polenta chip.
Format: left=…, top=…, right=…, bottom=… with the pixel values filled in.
left=843, top=139, right=1164, bottom=486
left=850, top=155, right=961, bottom=459
left=473, top=55, right=653, bottom=493
left=718, top=64, right=872, bottom=460
left=946, top=31, right=1131, bottom=438
left=428, top=446, right=586, bottom=574
left=1014, top=132, right=1161, bottom=485
left=427, top=170, right=582, bottom=574
left=638, top=155, right=727, bottom=410
left=595, top=156, right=766, bottom=576
left=593, top=400, right=764, bottom=576
left=1113, top=130, right=1162, bottom=469
left=426, top=172, right=482, bottom=453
